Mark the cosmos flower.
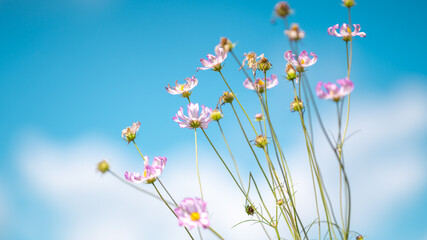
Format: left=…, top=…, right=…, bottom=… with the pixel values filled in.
left=316, top=77, right=354, bottom=101
left=284, top=50, right=317, bottom=72
left=174, top=197, right=210, bottom=229
left=243, top=74, right=279, bottom=93
left=124, top=156, right=167, bottom=184
left=165, top=76, right=198, bottom=97
left=173, top=103, right=212, bottom=129
left=197, top=48, right=227, bottom=71
left=241, top=52, right=264, bottom=73
left=121, top=121, right=141, bottom=143
left=327, top=23, right=366, bottom=41
left=284, top=23, right=305, bottom=41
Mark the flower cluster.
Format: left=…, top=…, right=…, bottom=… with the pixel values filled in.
left=125, top=156, right=167, bottom=184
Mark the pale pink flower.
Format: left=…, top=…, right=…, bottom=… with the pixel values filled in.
left=165, top=76, right=198, bottom=96
left=284, top=23, right=305, bottom=41
left=328, top=23, right=366, bottom=41
left=316, top=77, right=354, bottom=101
left=284, top=50, right=317, bottom=72
left=175, top=197, right=209, bottom=229
left=121, top=121, right=141, bottom=143
left=197, top=48, right=227, bottom=72
left=173, top=103, right=212, bottom=129
left=243, top=74, right=279, bottom=93
left=124, top=156, right=167, bottom=184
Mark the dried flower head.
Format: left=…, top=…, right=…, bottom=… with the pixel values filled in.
left=328, top=23, right=366, bottom=41
left=175, top=197, right=210, bottom=229
left=245, top=205, right=255, bottom=215
left=121, top=121, right=141, bottom=143
left=241, top=52, right=264, bottom=73
left=221, top=91, right=235, bottom=104
left=173, top=103, right=212, bottom=129
left=274, top=1, right=292, bottom=18
left=125, top=156, right=167, bottom=184
left=284, top=23, right=305, bottom=41
left=257, top=57, right=272, bottom=72
left=316, top=78, right=354, bottom=102
left=215, top=37, right=235, bottom=54
left=243, top=74, right=279, bottom=93
left=198, top=48, right=227, bottom=72
left=254, top=135, right=268, bottom=148
left=165, top=76, right=198, bottom=98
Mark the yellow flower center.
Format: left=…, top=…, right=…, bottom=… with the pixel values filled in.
left=143, top=169, right=147, bottom=178
left=179, top=85, right=185, bottom=91
left=190, top=212, right=200, bottom=221
left=300, top=59, right=305, bottom=65
left=347, top=26, right=351, bottom=33
left=257, top=80, right=265, bottom=86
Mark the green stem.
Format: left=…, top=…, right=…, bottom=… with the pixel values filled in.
left=208, top=227, right=225, bottom=240
left=194, top=129, right=204, bottom=201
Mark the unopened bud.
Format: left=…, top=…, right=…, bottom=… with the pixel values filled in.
left=254, top=113, right=263, bottom=121
left=258, top=57, right=272, bottom=72
left=97, top=160, right=109, bottom=173
left=222, top=91, right=234, bottom=103
left=290, top=97, right=304, bottom=112
left=356, top=235, right=364, bottom=240
left=210, top=109, right=223, bottom=121
left=285, top=63, right=297, bottom=80
left=277, top=199, right=284, bottom=206
left=274, top=1, right=291, bottom=18
left=254, top=135, right=268, bottom=148
left=343, top=0, right=355, bottom=8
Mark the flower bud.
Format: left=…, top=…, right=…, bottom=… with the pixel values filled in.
left=219, top=37, right=235, bottom=52
left=356, top=235, right=364, bottom=240
left=245, top=205, right=255, bottom=215
left=343, top=0, right=355, bottom=8
left=254, top=113, right=263, bottom=121
left=276, top=199, right=284, bottom=206
left=274, top=1, right=291, bottom=18
left=290, top=97, right=304, bottom=112
left=97, top=160, right=109, bottom=173
left=258, top=57, right=272, bottom=72
left=210, top=109, right=223, bottom=121
left=254, top=135, right=268, bottom=148
left=285, top=63, right=297, bottom=80
left=222, top=91, right=235, bottom=103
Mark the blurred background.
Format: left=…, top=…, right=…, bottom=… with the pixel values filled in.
left=1, top=0, right=426, bottom=239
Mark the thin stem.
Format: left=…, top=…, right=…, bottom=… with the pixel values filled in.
left=133, top=141, right=145, bottom=160
left=208, top=227, right=225, bottom=240
left=194, top=129, right=204, bottom=201
left=157, top=178, right=178, bottom=206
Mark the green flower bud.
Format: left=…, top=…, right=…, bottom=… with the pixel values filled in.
left=210, top=109, right=223, bottom=121
left=290, top=97, right=304, bottom=112
left=343, top=0, right=355, bottom=8
left=222, top=91, right=234, bottom=103
left=254, top=135, right=268, bottom=148
left=97, top=160, right=109, bottom=173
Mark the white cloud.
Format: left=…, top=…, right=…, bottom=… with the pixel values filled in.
left=15, top=83, right=427, bottom=239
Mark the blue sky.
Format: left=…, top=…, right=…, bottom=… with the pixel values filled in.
left=1, top=0, right=426, bottom=239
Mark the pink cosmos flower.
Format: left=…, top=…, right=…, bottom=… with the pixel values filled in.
left=197, top=48, right=227, bottom=72
left=124, top=156, right=167, bottom=184
left=316, top=78, right=354, bottom=101
left=243, top=74, right=279, bottom=93
left=175, top=197, right=209, bottom=229
left=173, top=103, right=212, bottom=129
left=284, top=50, right=317, bottom=72
left=121, top=121, right=141, bottom=143
left=165, top=76, right=198, bottom=96
left=328, top=23, right=366, bottom=41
